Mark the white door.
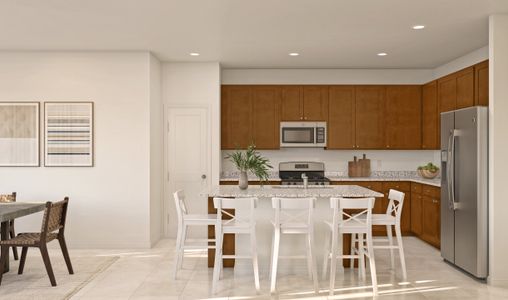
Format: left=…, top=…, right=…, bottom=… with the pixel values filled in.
left=166, top=107, right=210, bottom=238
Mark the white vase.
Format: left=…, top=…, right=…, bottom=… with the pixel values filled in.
left=239, top=171, right=248, bottom=190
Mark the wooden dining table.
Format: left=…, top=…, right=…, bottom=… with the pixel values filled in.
left=0, top=202, right=46, bottom=273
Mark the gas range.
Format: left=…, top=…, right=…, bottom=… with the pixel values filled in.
left=279, top=162, right=330, bottom=186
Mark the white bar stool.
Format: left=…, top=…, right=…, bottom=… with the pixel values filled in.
left=323, top=197, right=378, bottom=297
left=172, top=190, right=219, bottom=279
left=270, top=197, right=319, bottom=294
left=351, top=189, right=407, bottom=280
left=212, top=197, right=260, bottom=294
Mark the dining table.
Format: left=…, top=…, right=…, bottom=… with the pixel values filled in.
left=0, top=202, right=46, bottom=273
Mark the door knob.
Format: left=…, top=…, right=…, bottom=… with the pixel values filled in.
left=201, top=174, right=207, bottom=179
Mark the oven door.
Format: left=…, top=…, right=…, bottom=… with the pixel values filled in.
left=280, top=123, right=316, bottom=147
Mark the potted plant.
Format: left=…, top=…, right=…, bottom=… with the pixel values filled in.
left=225, top=144, right=273, bottom=189
left=417, top=162, right=440, bottom=179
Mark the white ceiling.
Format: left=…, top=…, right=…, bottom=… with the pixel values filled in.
left=1, top=0, right=507, bottom=68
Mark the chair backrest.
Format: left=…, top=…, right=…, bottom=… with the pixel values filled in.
left=213, top=197, right=257, bottom=229
left=385, top=189, right=405, bottom=223
left=0, top=192, right=16, bottom=203
left=173, top=190, right=188, bottom=225
left=272, top=197, right=315, bottom=227
left=40, top=197, right=69, bottom=240
left=330, top=197, right=374, bottom=233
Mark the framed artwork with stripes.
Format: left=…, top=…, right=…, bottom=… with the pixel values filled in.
left=44, top=102, right=94, bottom=167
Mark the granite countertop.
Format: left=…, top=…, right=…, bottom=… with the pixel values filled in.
left=220, top=171, right=441, bottom=187
left=206, top=185, right=384, bottom=198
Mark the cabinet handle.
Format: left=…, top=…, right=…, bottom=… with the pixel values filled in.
left=432, top=199, right=438, bottom=203
left=300, top=116, right=303, bottom=120
left=304, top=116, right=307, bottom=120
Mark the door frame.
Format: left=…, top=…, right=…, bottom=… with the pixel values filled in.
left=163, top=103, right=212, bottom=237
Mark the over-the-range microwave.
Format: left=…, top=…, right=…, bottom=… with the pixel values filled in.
left=280, top=122, right=327, bottom=148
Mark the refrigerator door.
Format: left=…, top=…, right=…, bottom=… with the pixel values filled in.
left=454, top=107, right=488, bottom=278
left=440, top=111, right=455, bottom=264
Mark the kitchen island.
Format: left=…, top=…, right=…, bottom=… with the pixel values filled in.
left=205, top=185, right=383, bottom=273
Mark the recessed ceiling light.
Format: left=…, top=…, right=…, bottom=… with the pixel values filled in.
left=189, top=52, right=200, bottom=56
left=289, top=52, right=300, bottom=56
left=377, top=52, right=387, bottom=56
left=412, top=25, right=425, bottom=30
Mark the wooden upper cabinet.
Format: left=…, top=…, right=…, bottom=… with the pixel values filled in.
left=281, top=86, right=303, bottom=121
left=438, top=74, right=457, bottom=113
left=355, top=86, right=385, bottom=149
left=385, top=85, right=422, bottom=149
left=221, top=86, right=252, bottom=149
left=456, top=67, right=474, bottom=109
left=422, top=81, right=439, bottom=150
left=475, top=60, right=489, bottom=106
left=302, top=86, right=328, bottom=121
left=221, top=88, right=229, bottom=149
left=251, top=86, right=281, bottom=149
left=328, top=86, right=355, bottom=149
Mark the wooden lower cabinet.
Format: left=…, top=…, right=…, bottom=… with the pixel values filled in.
left=411, top=182, right=441, bottom=248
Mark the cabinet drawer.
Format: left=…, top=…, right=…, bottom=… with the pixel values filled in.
left=422, top=185, right=440, bottom=198
left=411, top=182, right=422, bottom=194
left=382, top=181, right=410, bottom=192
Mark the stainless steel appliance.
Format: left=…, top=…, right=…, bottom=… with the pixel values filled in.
left=280, top=122, right=327, bottom=148
left=279, top=161, right=330, bottom=185
left=441, top=106, right=488, bottom=279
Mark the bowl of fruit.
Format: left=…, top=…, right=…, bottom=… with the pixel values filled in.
left=417, top=163, right=440, bottom=179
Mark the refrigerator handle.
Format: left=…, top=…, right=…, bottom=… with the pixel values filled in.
left=447, top=129, right=459, bottom=210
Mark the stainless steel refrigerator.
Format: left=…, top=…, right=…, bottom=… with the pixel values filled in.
left=441, top=106, right=488, bottom=279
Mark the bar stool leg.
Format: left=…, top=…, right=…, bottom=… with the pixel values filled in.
left=270, top=228, right=281, bottom=294
left=308, top=229, right=319, bottom=293
left=329, top=229, right=339, bottom=296
left=395, top=225, right=407, bottom=281
left=358, top=233, right=366, bottom=280
left=322, top=231, right=331, bottom=280
left=211, top=229, right=223, bottom=294
left=386, top=225, right=395, bottom=269
left=366, top=231, right=378, bottom=296
left=350, top=233, right=357, bottom=269
left=250, top=229, right=260, bottom=293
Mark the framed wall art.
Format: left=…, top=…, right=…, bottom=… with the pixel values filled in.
left=0, top=102, right=40, bottom=167
left=44, top=102, right=94, bottom=167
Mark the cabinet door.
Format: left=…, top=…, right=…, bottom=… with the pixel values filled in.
left=303, top=86, right=328, bottom=121
left=224, top=86, right=252, bottom=149
left=422, top=81, right=439, bottom=149
left=355, top=86, right=385, bottom=149
left=475, top=60, right=489, bottom=106
left=410, top=192, right=423, bottom=236
left=252, top=86, right=281, bottom=149
left=221, top=88, right=230, bottom=149
left=456, top=67, right=474, bottom=109
left=385, top=85, right=422, bottom=149
left=281, top=86, right=303, bottom=121
left=422, top=195, right=440, bottom=248
left=328, top=86, right=355, bottom=149
left=438, top=75, right=457, bottom=113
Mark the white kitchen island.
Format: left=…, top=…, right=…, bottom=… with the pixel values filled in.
left=206, top=185, right=384, bottom=275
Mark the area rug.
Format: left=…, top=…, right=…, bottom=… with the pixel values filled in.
left=0, top=253, right=119, bottom=300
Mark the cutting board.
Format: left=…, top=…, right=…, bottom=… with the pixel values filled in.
left=359, top=154, right=371, bottom=177
left=348, top=156, right=362, bottom=177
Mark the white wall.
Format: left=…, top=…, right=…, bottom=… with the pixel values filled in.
left=149, top=54, right=163, bottom=246
left=489, top=14, right=508, bottom=287
left=0, top=51, right=158, bottom=248
left=433, top=46, right=489, bottom=79
left=162, top=62, right=221, bottom=238
left=222, top=68, right=433, bottom=85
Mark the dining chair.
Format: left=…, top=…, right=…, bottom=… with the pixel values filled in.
left=322, top=197, right=377, bottom=296
left=0, top=197, right=73, bottom=287
left=0, top=192, right=18, bottom=260
left=173, top=190, right=218, bottom=279
left=212, top=197, right=259, bottom=294
left=351, top=189, right=407, bottom=280
left=270, top=197, right=319, bottom=294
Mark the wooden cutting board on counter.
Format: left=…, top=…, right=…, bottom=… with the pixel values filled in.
left=359, top=154, right=371, bottom=177
left=348, top=154, right=371, bottom=177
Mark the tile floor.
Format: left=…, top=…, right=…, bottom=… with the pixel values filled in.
left=1, top=237, right=507, bottom=300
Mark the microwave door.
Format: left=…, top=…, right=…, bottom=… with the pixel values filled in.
left=281, top=127, right=315, bottom=146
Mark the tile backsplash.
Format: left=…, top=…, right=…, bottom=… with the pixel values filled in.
left=221, top=148, right=441, bottom=174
